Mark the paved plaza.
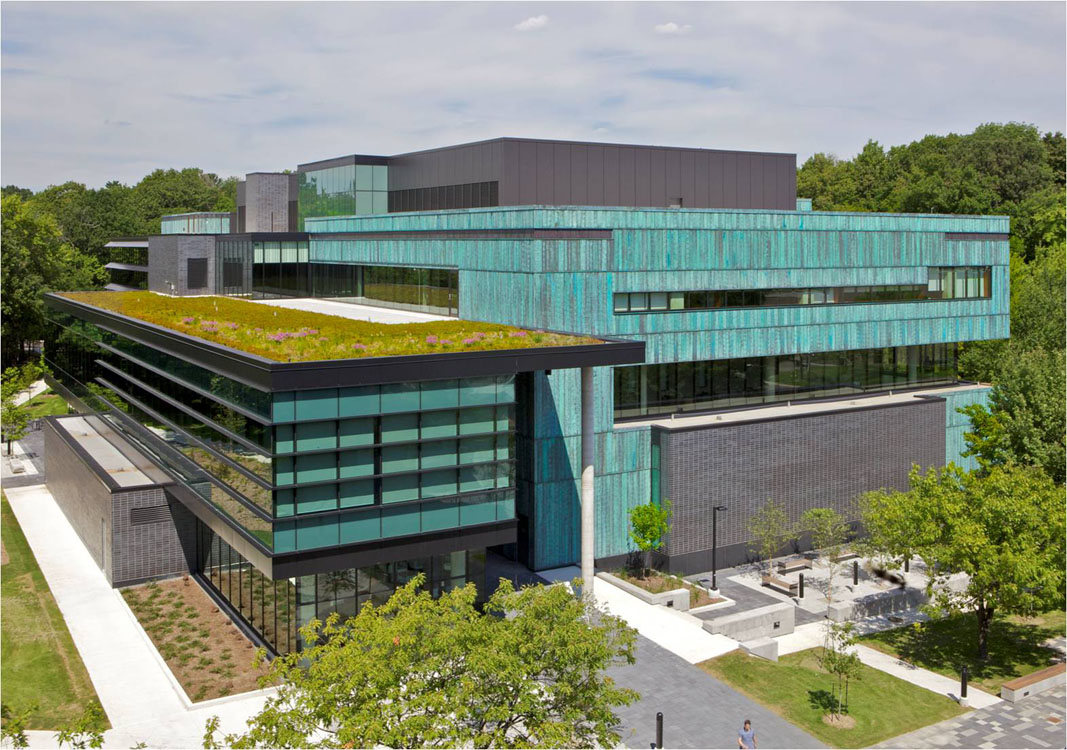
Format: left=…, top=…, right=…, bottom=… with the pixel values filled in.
left=876, top=686, right=1066, bottom=749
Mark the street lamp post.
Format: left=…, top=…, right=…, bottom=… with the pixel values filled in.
left=711, top=505, right=728, bottom=593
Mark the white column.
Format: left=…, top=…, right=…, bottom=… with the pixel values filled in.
left=581, top=366, right=595, bottom=597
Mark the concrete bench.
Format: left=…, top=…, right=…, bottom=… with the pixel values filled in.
left=777, top=558, right=812, bottom=574
left=762, top=574, right=799, bottom=597
left=830, top=550, right=859, bottom=563
left=1000, top=662, right=1066, bottom=702
left=9, top=459, right=25, bottom=474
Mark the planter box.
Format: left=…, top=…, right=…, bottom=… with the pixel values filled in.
left=597, top=571, right=690, bottom=611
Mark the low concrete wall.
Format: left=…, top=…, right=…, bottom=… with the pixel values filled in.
left=741, top=637, right=779, bottom=662
left=703, top=602, right=795, bottom=641
left=827, top=586, right=927, bottom=622
left=596, top=572, right=689, bottom=610
left=1000, top=664, right=1066, bottom=703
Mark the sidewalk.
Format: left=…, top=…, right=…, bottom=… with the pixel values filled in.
left=11, top=379, right=48, bottom=407
left=6, top=484, right=272, bottom=749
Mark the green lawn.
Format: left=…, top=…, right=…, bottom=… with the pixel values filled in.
left=0, top=495, right=109, bottom=730
left=859, top=610, right=1066, bottom=695
left=18, top=391, right=69, bottom=419
left=699, top=648, right=965, bottom=748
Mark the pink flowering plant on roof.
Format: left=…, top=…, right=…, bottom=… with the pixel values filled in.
left=59, top=292, right=600, bottom=362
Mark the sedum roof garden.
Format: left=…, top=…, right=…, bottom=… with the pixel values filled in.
left=58, top=292, right=601, bottom=362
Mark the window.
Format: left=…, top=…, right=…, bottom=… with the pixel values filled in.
left=187, top=258, right=208, bottom=290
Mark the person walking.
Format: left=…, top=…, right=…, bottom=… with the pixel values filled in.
left=738, top=719, right=757, bottom=749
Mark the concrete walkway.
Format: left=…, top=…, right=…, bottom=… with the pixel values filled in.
left=607, top=635, right=825, bottom=749
left=854, top=644, right=1002, bottom=709
left=5, top=484, right=273, bottom=749
left=593, top=575, right=738, bottom=664
left=777, top=620, right=1002, bottom=710
left=11, top=379, right=48, bottom=407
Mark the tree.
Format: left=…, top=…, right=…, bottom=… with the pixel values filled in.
left=800, top=507, right=850, bottom=603
left=1, top=398, right=30, bottom=456
left=819, top=621, right=862, bottom=718
left=628, top=500, right=672, bottom=577
left=960, top=348, right=1066, bottom=483
left=861, top=464, right=1065, bottom=661
left=1, top=195, right=106, bottom=364
left=747, top=499, right=794, bottom=573
left=55, top=702, right=106, bottom=749
left=204, top=576, right=638, bottom=749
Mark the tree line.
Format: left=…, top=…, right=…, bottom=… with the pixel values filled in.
left=798, top=121, right=1065, bottom=483
left=1, top=169, right=237, bottom=364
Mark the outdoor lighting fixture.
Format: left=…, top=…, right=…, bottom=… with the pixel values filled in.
left=711, top=505, right=729, bottom=592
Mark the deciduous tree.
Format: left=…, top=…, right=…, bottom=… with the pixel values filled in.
left=861, top=464, right=1065, bottom=661
left=204, top=576, right=638, bottom=749
left=628, top=500, right=672, bottom=577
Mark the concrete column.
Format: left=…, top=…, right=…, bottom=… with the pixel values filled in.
left=581, top=367, right=595, bottom=597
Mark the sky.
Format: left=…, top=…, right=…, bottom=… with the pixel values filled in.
left=2, top=1, right=1065, bottom=191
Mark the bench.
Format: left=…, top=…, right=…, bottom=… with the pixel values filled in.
left=830, top=550, right=859, bottom=563
left=9, top=459, right=24, bottom=474
left=777, top=558, right=812, bottom=574
left=762, top=574, right=799, bottom=597
left=1000, top=662, right=1066, bottom=702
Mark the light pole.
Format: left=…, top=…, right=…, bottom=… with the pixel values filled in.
left=711, top=505, right=728, bottom=593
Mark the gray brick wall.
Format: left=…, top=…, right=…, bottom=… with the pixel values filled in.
left=660, top=399, right=946, bottom=572
left=44, top=420, right=113, bottom=581
left=44, top=418, right=194, bottom=587
left=148, top=235, right=216, bottom=296
left=111, top=489, right=193, bottom=586
left=245, top=173, right=290, bottom=232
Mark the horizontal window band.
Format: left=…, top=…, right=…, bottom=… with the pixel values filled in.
left=271, top=398, right=515, bottom=426
left=274, top=458, right=516, bottom=491
left=275, top=487, right=516, bottom=524
left=273, top=428, right=513, bottom=457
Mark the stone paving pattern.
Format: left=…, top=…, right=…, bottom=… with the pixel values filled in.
left=606, top=634, right=824, bottom=749
left=876, top=686, right=1066, bottom=749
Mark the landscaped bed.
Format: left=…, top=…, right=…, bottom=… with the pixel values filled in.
left=859, top=610, right=1066, bottom=695
left=1, top=494, right=109, bottom=730
left=121, top=577, right=272, bottom=702
left=612, top=569, right=723, bottom=608
left=57, top=291, right=601, bottom=361
left=700, top=648, right=966, bottom=748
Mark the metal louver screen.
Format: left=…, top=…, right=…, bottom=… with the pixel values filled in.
left=130, top=505, right=171, bottom=526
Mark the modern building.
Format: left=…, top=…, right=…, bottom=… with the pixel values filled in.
left=43, top=137, right=1008, bottom=653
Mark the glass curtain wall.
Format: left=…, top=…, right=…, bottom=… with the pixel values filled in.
left=307, top=263, right=459, bottom=317
left=197, top=519, right=485, bottom=655
left=297, top=164, right=388, bottom=230
left=252, top=241, right=310, bottom=297
left=614, top=343, right=959, bottom=419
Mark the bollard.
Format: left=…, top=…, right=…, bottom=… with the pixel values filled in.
left=656, top=711, right=664, bottom=749
left=799, top=573, right=805, bottom=599
left=904, top=556, right=910, bottom=573
left=853, top=560, right=859, bottom=586
left=961, top=665, right=968, bottom=699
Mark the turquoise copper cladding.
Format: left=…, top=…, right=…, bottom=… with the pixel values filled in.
left=305, top=206, right=1009, bottom=569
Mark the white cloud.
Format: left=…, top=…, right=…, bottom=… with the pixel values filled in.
left=0, top=3, right=1063, bottom=189
left=514, top=15, right=549, bottom=32
left=654, top=22, right=692, bottom=35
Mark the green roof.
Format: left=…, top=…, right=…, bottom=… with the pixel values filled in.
left=58, top=292, right=600, bottom=362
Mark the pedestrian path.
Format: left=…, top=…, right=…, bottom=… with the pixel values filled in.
left=607, top=635, right=825, bottom=749
left=854, top=644, right=1002, bottom=709
left=11, top=379, right=48, bottom=407
left=876, top=686, right=1065, bottom=749
left=6, top=484, right=273, bottom=749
